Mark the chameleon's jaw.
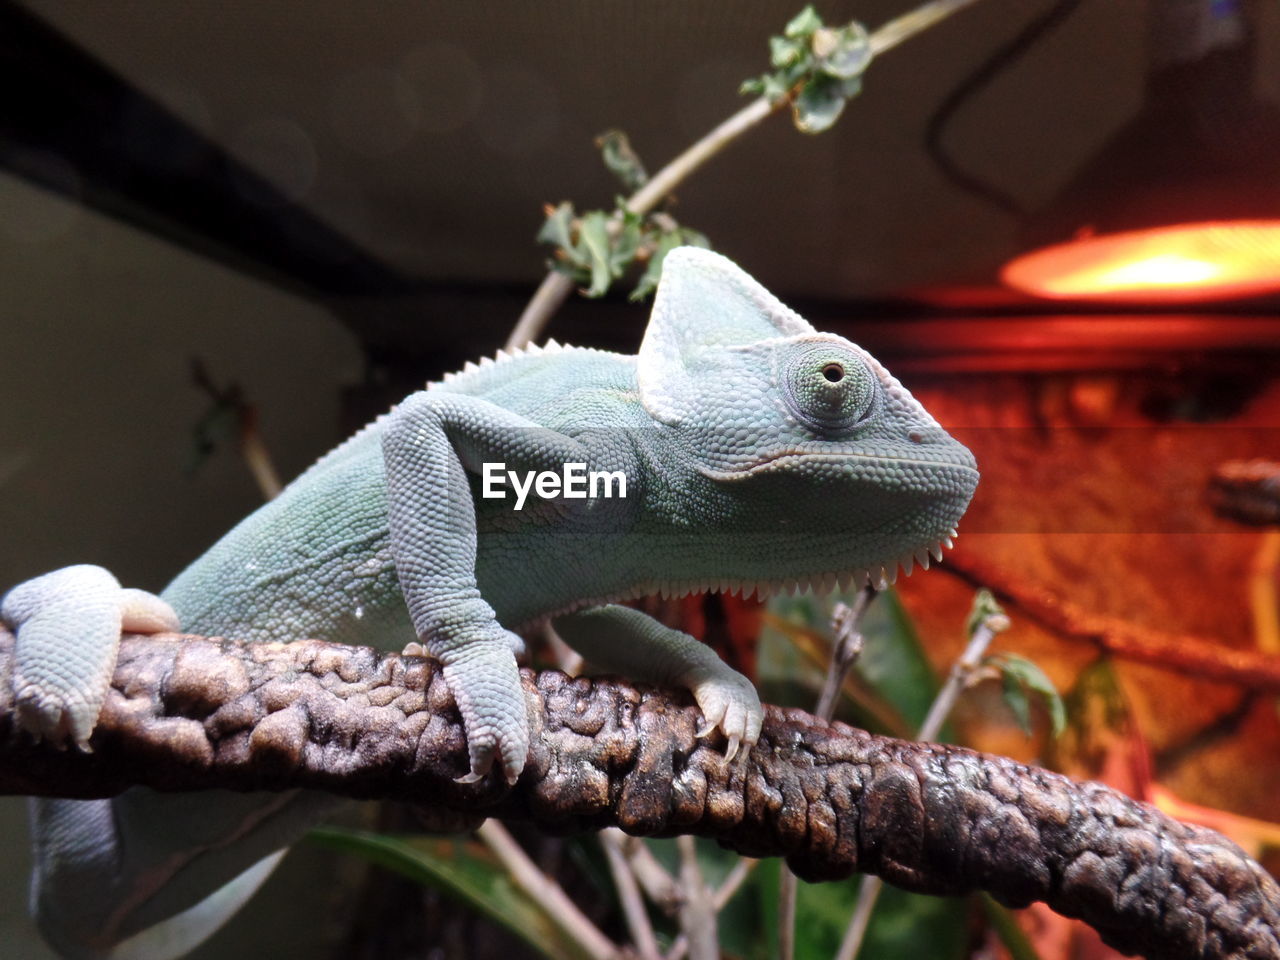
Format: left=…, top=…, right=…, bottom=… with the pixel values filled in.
left=638, top=527, right=959, bottom=601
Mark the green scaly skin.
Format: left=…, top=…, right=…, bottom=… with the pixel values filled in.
left=2, top=248, right=977, bottom=959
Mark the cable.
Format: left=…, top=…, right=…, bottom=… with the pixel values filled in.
left=923, top=0, right=1085, bottom=217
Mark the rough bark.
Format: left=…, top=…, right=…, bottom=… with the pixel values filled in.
left=1, top=628, right=1277, bottom=960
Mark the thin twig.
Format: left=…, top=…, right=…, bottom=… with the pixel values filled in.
left=676, top=835, right=718, bottom=960
left=540, top=620, right=584, bottom=675
left=867, top=0, right=985, bottom=56
left=600, top=828, right=661, bottom=960
left=835, top=604, right=1010, bottom=960
left=713, top=858, right=758, bottom=911
left=189, top=359, right=283, bottom=501
left=476, top=820, right=619, bottom=960
left=782, top=587, right=878, bottom=958
left=506, top=271, right=577, bottom=352
left=835, top=879, right=881, bottom=960
left=241, top=425, right=283, bottom=500
left=623, top=836, right=682, bottom=914
left=814, top=587, right=877, bottom=719
left=665, top=859, right=759, bottom=960
left=778, top=868, right=799, bottom=960
left=918, top=612, right=1008, bottom=742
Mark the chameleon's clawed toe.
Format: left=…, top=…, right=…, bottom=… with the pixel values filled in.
left=501, top=756, right=522, bottom=787
left=691, top=669, right=762, bottom=763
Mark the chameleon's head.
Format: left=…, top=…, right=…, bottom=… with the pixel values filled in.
left=638, top=247, right=978, bottom=591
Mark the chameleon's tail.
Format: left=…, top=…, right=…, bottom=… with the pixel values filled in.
left=31, top=789, right=342, bottom=959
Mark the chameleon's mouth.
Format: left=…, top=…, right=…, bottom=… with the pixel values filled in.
left=698, top=449, right=980, bottom=483
left=635, top=528, right=959, bottom=602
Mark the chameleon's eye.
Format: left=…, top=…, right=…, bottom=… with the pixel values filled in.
left=782, top=342, right=876, bottom=432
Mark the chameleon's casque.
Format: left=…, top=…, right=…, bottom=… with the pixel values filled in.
left=3, top=247, right=977, bottom=959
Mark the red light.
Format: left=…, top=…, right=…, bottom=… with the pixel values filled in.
left=1001, top=221, right=1280, bottom=302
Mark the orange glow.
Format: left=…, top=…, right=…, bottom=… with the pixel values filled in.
left=1001, top=221, right=1280, bottom=302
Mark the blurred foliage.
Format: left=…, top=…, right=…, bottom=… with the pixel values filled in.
left=754, top=858, right=968, bottom=960
left=536, top=130, right=709, bottom=301
left=308, top=827, right=597, bottom=960
left=740, top=5, right=873, bottom=133
left=987, top=652, right=1067, bottom=738
left=759, top=586, right=948, bottom=739
left=537, top=1, right=881, bottom=301
left=1051, top=657, right=1131, bottom=775
left=980, top=894, right=1047, bottom=960
left=595, top=129, right=649, bottom=192
left=186, top=359, right=246, bottom=474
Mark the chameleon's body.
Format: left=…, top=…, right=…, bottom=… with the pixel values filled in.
left=3, top=248, right=978, bottom=959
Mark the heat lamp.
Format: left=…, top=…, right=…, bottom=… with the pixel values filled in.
left=1001, top=0, right=1280, bottom=304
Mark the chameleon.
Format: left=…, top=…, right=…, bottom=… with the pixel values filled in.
left=2, top=247, right=978, bottom=959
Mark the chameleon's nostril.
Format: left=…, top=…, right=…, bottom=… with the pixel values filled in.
left=908, top=431, right=924, bottom=444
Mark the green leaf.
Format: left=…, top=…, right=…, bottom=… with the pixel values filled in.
left=595, top=129, right=648, bottom=192
left=818, top=22, right=872, bottom=79
left=609, top=209, right=643, bottom=273
left=629, top=228, right=710, bottom=302
left=576, top=210, right=615, bottom=297
left=536, top=201, right=576, bottom=252
left=784, top=4, right=824, bottom=39
left=770, top=35, right=805, bottom=68
left=630, top=239, right=673, bottom=302
left=991, top=653, right=1067, bottom=737
left=793, top=75, right=848, bottom=133
left=767, top=74, right=795, bottom=100
left=1001, top=667, right=1033, bottom=735
left=839, top=75, right=864, bottom=99
left=309, top=827, right=596, bottom=960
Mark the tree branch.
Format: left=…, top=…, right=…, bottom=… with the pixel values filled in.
left=1, top=628, right=1276, bottom=960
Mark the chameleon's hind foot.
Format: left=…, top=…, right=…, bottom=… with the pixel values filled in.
left=2, top=565, right=178, bottom=749
left=689, top=666, right=763, bottom=763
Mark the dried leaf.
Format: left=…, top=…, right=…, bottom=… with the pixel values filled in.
left=595, top=130, right=648, bottom=192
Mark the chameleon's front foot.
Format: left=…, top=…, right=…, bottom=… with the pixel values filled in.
left=1, top=565, right=178, bottom=749
left=410, top=630, right=530, bottom=784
